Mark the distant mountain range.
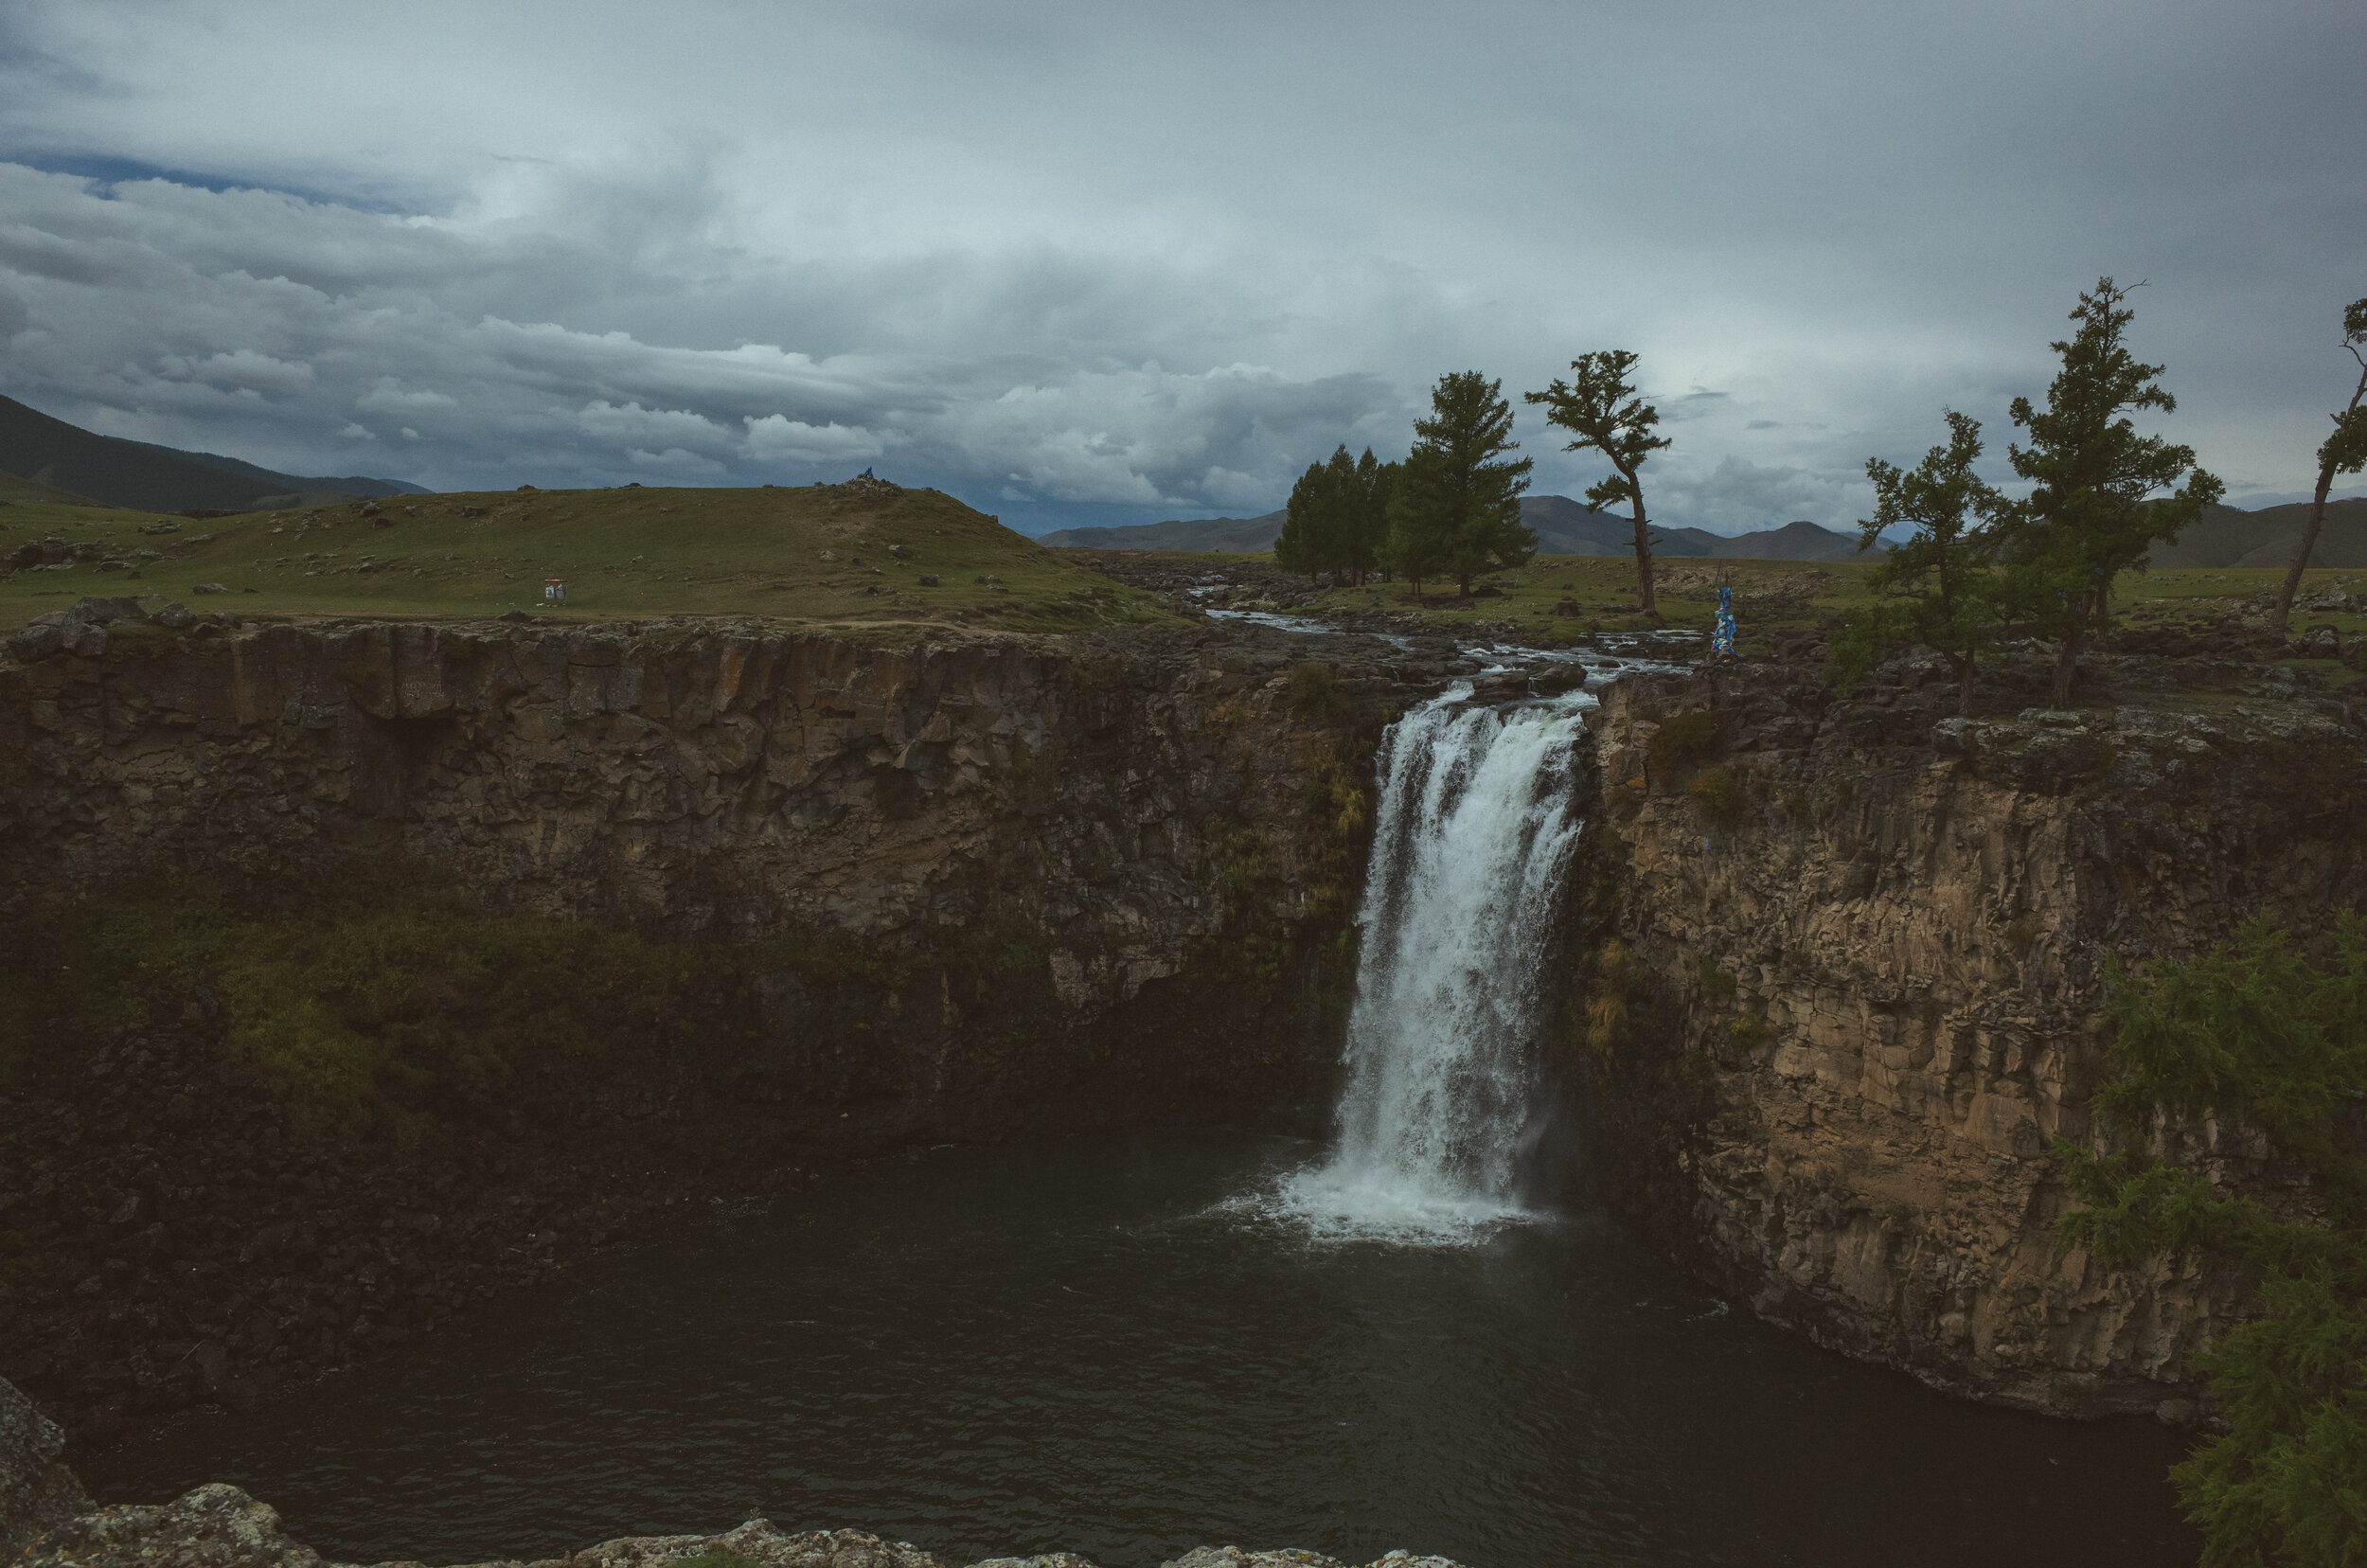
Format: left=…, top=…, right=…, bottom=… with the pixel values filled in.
left=1043, top=491, right=2367, bottom=566
left=2148, top=498, right=2367, bottom=569
left=1039, top=495, right=1875, bottom=561
left=1036, top=511, right=1292, bottom=552
left=0, top=394, right=428, bottom=512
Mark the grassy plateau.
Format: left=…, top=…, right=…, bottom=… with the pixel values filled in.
left=1271, top=554, right=2367, bottom=645
left=0, top=480, right=1179, bottom=635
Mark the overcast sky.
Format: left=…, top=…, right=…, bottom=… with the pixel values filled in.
left=1, top=0, right=2360, bottom=535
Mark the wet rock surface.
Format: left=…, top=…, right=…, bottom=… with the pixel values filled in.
left=9, top=1478, right=1467, bottom=1568
left=0, top=1377, right=90, bottom=1564
left=1579, top=640, right=2367, bottom=1416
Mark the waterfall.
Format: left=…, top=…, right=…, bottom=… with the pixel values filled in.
left=1276, top=683, right=1594, bottom=1241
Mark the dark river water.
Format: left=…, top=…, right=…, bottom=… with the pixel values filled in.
left=95, top=1131, right=2197, bottom=1567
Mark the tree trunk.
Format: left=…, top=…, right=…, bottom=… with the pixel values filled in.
left=2268, top=460, right=2338, bottom=638
left=1629, top=497, right=1656, bottom=614
left=2049, top=623, right=2084, bottom=707
left=1955, top=654, right=1977, bottom=718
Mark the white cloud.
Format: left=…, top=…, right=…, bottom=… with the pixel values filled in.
left=336, top=422, right=373, bottom=438
left=744, top=415, right=885, bottom=465
left=0, top=0, right=2355, bottom=531
left=627, top=446, right=725, bottom=475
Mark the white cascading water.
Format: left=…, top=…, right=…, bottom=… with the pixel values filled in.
left=1276, top=684, right=1594, bottom=1241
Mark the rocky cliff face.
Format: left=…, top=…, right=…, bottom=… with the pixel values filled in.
left=0, top=614, right=1433, bottom=1441
left=1575, top=648, right=2367, bottom=1417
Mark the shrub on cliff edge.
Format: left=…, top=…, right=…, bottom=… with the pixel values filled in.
left=2057, top=914, right=2367, bottom=1568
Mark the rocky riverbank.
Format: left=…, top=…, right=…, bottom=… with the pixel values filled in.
left=1572, top=632, right=2367, bottom=1417
left=0, top=1379, right=1463, bottom=1568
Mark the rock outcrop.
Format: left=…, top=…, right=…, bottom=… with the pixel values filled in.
left=9, top=1479, right=1464, bottom=1568
left=0, top=615, right=1431, bottom=1442
left=0, top=1376, right=90, bottom=1564
left=1577, top=649, right=2367, bottom=1416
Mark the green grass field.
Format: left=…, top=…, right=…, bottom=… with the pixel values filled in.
left=6, top=477, right=2361, bottom=653
left=1278, top=554, right=2367, bottom=645
left=0, top=481, right=1180, bottom=635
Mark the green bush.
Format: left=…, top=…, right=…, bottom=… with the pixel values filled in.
left=1, top=882, right=739, bottom=1146
left=1696, top=956, right=1738, bottom=1003
left=1286, top=661, right=1344, bottom=722
left=1686, top=765, right=1746, bottom=822
left=2057, top=915, right=2367, bottom=1568
left=1647, top=709, right=1719, bottom=775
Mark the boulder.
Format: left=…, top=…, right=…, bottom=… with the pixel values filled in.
left=191, top=582, right=232, bottom=596
left=4, top=622, right=64, bottom=664
left=0, top=1376, right=93, bottom=1563
left=63, top=597, right=147, bottom=625
left=153, top=602, right=196, bottom=631
left=1530, top=665, right=1587, bottom=696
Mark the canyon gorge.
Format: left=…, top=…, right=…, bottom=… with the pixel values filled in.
left=1, top=603, right=2360, bottom=1564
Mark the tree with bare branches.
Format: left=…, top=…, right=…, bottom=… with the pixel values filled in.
left=2267, top=297, right=2367, bottom=637
left=1525, top=351, right=1671, bottom=614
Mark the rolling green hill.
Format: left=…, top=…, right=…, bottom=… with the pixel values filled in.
left=2149, top=498, right=2367, bottom=569
left=0, top=469, right=102, bottom=507
left=0, top=479, right=1177, bottom=633
left=1041, top=495, right=1874, bottom=560
left=0, top=395, right=426, bottom=514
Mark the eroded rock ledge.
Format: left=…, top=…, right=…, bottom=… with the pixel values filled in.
left=12, top=1482, right=1463, bottom=1568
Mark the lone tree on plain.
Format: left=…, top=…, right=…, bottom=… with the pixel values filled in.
left=1525, top=350, right=1672, bottom=614
left=2000, top=277, right=2222, bottom=707
left=1384, top=371, right=1535, bottom=597
left=1825, top=410, right=2012, bottom=717
left=2267, top=295, right=2367, bottom=637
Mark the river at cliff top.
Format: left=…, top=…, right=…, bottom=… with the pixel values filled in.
left=95, top=1130, right=2193, bottom=1568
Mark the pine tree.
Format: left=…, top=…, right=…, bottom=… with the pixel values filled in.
left=1273, top=454, right=1330, bottom=579
left=1349, top=448, right=1393, bottom=583
left=1825, top=411, right=2011, bottom=716
left=1385, top=372, right=1535, bottom=597
left=1525, top=350, right=1672, bottom=613
left=2056, top=916, right=2367, bottom=1568
left=2000, top=277, right=2223, bottom=706
left=2268, top=296, right=2367, bottom=636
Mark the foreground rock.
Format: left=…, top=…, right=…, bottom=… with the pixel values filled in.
left=10, top=1483, right=1464, bottom=1568
left=0, top=1380, right=91, bottom=1563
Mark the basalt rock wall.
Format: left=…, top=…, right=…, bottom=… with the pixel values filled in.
left=0, top=617, right=1409, bottom=1441
left=1576, top=656, right=2367, bottom=1417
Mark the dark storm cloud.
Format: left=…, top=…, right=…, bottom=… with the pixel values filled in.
left=0, top=0, right=2358, bottom=531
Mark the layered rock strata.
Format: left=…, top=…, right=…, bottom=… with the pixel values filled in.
left=1577, top=648, right=2367, bottom=1416
left=0, top=615, right=1432, bottom=1442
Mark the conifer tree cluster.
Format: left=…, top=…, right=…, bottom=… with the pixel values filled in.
left=1830, top=276, right=2224, bottom=706
left=1382, top=371, right=1537, bottom=597
left=1273, top=445, right=1396, bottom=583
